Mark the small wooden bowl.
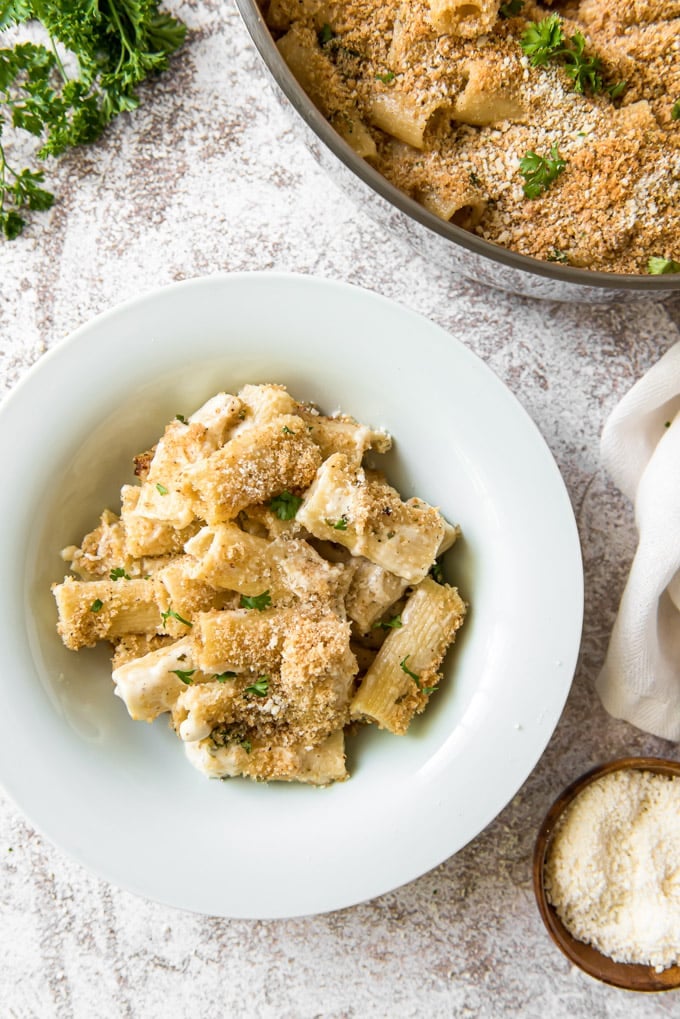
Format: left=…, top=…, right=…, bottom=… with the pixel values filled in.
left=533, top=757, right=680, bottom=992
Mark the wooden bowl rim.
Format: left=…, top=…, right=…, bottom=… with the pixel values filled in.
left=533, top=756, right=680, bottom=992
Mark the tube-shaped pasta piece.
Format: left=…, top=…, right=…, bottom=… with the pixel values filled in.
left=192, top=608, right=291, bottom=675
left=155, top=556, right=236, bottom=637
left=61, top=509, right=130, bottom=580
left=297, top=453, right=451, bottom=583
left=185, top=729, right=348, bottom=785
left=350, top=577, right=466, bottom=734
left=184, top=415, right=322, bottom=524
left=172, top=679, right=243, bottom=742
left=112, top=636, right=196, bottom=721
left=367, top=91, right=450, bottom=150
left=185, top=523, right=278, bottom=595
left=427, top=0, right=501, bottom=38
left=131, top=393, right=245, bottom=529
left=345, top=558, right=409, bottom=632
left=453, top=60, right=524, bottom=126
left=300, top=409, right=391, bottom=463
left=121, top=485, right=200, bottom=558
left=419, top=184, right=487, bottom=228
left=237, top=383, right=298, bottom=425
left=53, top=577, right=160, bottom=650
left=277, top=25, right=377, bottom=158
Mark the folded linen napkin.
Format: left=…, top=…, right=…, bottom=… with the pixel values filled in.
left=596, top=340, right=680, bottom=741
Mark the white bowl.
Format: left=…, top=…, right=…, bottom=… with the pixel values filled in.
left=1, top=273, right=583, bottom=917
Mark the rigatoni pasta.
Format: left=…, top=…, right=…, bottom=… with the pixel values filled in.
left=53, top=384, right=467, bottom=786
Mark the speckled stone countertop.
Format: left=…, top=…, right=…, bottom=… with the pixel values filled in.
left=1, top=3, right=680, bottom=1017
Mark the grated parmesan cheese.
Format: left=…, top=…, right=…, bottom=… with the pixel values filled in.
left=544, top=769, right=680, bottom=972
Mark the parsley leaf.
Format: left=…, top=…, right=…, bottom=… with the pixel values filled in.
left=519, top=145, right=566, bottom=198
left=429, top=559, right=445, bottom=584
left=240, top=591, right=272, bottom=611
left=161, top=605, right=192, bottom=628
left=648, top=257, right=680, bottom=275
left=90, top=597, right=103, bottom=613
left=176, top=413, right=188, bottom=424
left=520, top=14, right=564, bottom=66
left=269, top=490, right=302, bottom=520
left=171, top=668, right=195, bottom=685
left=0, top=1, right=186, bottom=238
left=399, top=656, right=419, bottom=682
left=499, top=0, right=524, bottom=17
left=373, top=614, right=403, bottom=630
left=213, top=671, right=237, bottom=682
left=400, top=655, right=438, bottom=696
left=317, top=23, right=336, bottom=47
left=110, top=567, right=131, bottom=581
left=672, top=100, right=680, bottom=121
left=155, top=483, right=168, bottom=495
left=326, top=515, right=348, bottom=530
left=244, top=676, right=269, bottom=697
left=375, top=71, right=395, bottom=84
left=520, top=15, right=624, bottom=98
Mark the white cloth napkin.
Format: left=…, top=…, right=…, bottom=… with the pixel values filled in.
left=596, top=340, right=680, bottom=741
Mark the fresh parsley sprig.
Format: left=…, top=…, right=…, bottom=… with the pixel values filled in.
left=399, top=655, right=438, bottom=696
left=648, top=257, right=680, bottom=275
left=240, top=591, right=272, bottom=611
left=0, top=0, right=186, bottom=238
left=269, top=490, right=302, bottom=520
left=519, top=144, right=566, bottom=198
left=520, top=15, right=625, bottom=98
left=244, top=676, right=270, bottom=698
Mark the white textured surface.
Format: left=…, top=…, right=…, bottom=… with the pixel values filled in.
left=1, top=2, right=680, bottom=1016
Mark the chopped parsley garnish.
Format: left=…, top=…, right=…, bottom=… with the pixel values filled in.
left=318, top=23, right=336, bottom=47
left=171, top=668, right=195, bottom=685
left=520, top=13, right=565, bottom=66
left=176, top=414, right=188, bottom=424
left=672, top=100, right=680, bottom=121
left=375, top=71, right=395, bottom=84
left=399, top=656, right=419, bottom=682
left=373, top=614, right=403, bottom=631
left=326, top=515, right=348, bottom=530
left=90, top=598, right=103, bottom=613
left=209, top=727, right=251, bottom=753
left=240, top=591, right=272, bottom=611
left=499, top=0, right=524, bottom=17
left=282, top=425, right=295, bottom=435
left=519, top=145, right=566, bottom=199
left=400, top=655, right=438, bottom=696
left=648, top=257, right=680, bottom=275
left=110, top=567, right=131, bottom=581
left=155, top=483, right=168, bottom=496
left=161, top=605, right=193, bottom=628
left=270, top=490, right=302, bottom=520
left=607, top=80, right=628, bottom=100
left=213, top=671, right=237, bottom=682
left=244, top=676, right=269, bottom=697
left=429, top=559, right=445, bottom=584
left=520, top=15, right=625, bottom=98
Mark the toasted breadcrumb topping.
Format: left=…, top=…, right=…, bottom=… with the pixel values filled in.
left=262, top=0, right=679, bottom=273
